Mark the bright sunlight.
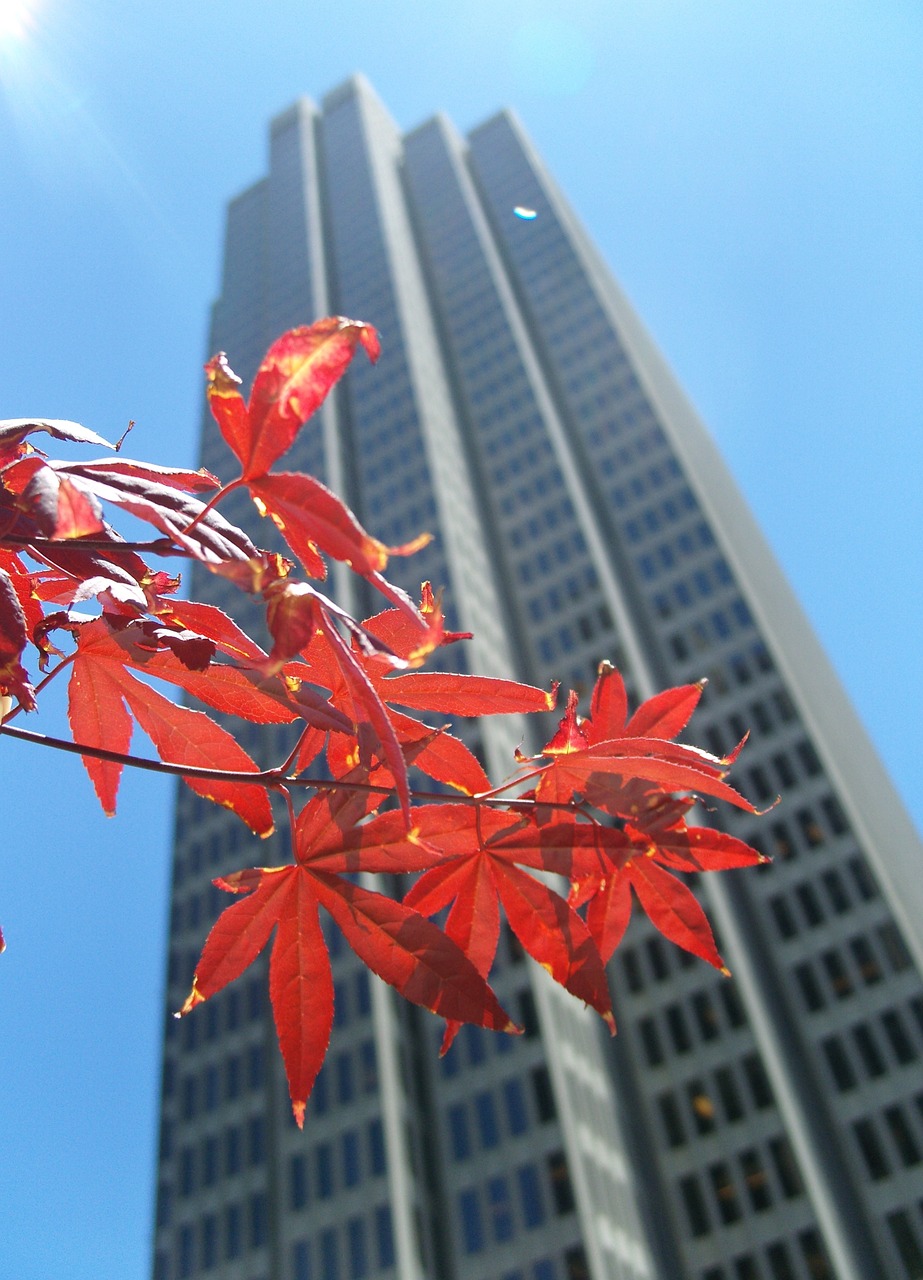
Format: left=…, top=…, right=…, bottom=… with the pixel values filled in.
left=0, top=0, right=37, bottom=42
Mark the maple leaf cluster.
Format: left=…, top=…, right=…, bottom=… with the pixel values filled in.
left=0, top=320, right=768, bottom=1124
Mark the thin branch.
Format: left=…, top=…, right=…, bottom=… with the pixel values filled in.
left=0, top=722, right=568, bottom=813
left=1, top=535, right=194, bottom=556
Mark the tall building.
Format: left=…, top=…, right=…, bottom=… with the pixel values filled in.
left=152, top=76, right=923, bottom=1280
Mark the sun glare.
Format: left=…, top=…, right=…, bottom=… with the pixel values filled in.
left=0, top=0, right=37, bottom=42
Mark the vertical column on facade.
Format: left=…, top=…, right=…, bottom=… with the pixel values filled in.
left=468, top=109, right=923, bottom=1279
left=402, top=112, right=658, bottom=1280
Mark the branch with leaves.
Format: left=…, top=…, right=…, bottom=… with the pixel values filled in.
left=1, top=319, right=768, bottom=1126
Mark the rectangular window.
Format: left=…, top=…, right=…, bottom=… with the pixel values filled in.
left=678, top=1173, right=710, bottom=1237
left=709, top=1161, right=742, bottom=1224
left=739, top=1149, right=772, bottom=1211
left=658, top=1093, right=686, bottom=1147
left=290, top=1154, right=307, bottom=1210
left=459, top=1188, right=485, bottom=1253
left=884, top=1106, right=921, bottom=1166
left=823, top=1036, right=857, bottom=1090
left=347, top=1216, right=368, bottom=1278
left=320, top=1227, right=338, bottom=1280
left=249, top=1191, right=268, bottom=1249
left=882, top=1009, right=917, bottom=1064
left=769, top=1136, right=803, bottom=1198
left=224, top=1204, right=241, bottom=1260
left=639, top=1016, right=665, bottom=1066
left=342, top=1130, right=361, bottom=1187
left=766, top=1242, right=796, bottom=1280
left=316, top=1142, right=334, bottom=1198
left=715, top=1066, right=744, bottom=1121
left=292, top=1240, right=312, bottom=1280
left=531, top=1065, right=557, bottom=1121
left=375, top=1205, right=395, bottom=1269
left=666, top=1004, right=692, bottom=1053
left=475, top=1091, right=500, bottom=1148
left=503, top=1078, right=529, bottom=1136
left=547, top=1152, right=576, bottom=1215
left=887, top=1210, right=923, bottom=1276
left=517, top=1164, right=545, bottom=1228
left=794, top=962, right=825, bottom=1011
left=488, top=1175, right=516, bottom=1242
left=448, top=1103, right=471, bottom=1160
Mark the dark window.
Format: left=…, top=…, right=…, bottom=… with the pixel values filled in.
left=666, top=1004, right=692, bottom=1053
left=796, top=740, right=822, bottom=776
left=517, top=1164, right=545, bottom=1228
left=720, top=981, right=746, bottom=1027
left=475, top=1091, right=500, bottom=1148
left=709, top=1161, right=742, bottom=1224
left=688, top=1080, right=717, bottom=1134
left=503, top=1078, right=529, bottom=1135
left=854, top=1119, right=889, bottom=1179
left=796, top=883, right=824, bottom=926
left=823, top=1036, right=857, bottom=1090
left=658, top=1093, right=686, bottom=1147
left=798, top=1229, right=834, bottom=1280
left=821, top=870, right=850, bottom=914
left=347, top=1216, right=368, bottom=1278
left=692, top=991, right=721, bottom=1040
left=343, top=1130, right=361, bottom=1187
left=448, top=1103, right=471, bottom=1160
left=879, top=921, right=913, bottom=972
left=368, top=1118, right=385, bottom=1176
left=640, top=1013, right=660, bottom=1064
left=794, top=962, right=825, bottom=1012
left=249, top=1191, right=268, bottom=1249
left=547, top=1151, right=576, bottom=1214
left=320, top=1227, right=338, bottom=1280
left=848, top=856, right=877, bottom=900
left=225, top=1125, right=241, bottom=1177
left=678, top=1173, right=710, bottom=1236
left=487, top=1175, right=515, bottom=1242
left=882, top=1009, right=917, bottom=1064
left=739, top=1149, right=772, bottom=1211
left=821, top=795, right=849, bottom=835
left=796, top=808, right=824, bottom=848
left=519, top=989, right=539, bottom=1038
left=766, top=1241, right=797, bottom=1280
left=247, top=1115, right=264, bottom=1166
left=822, top=949, right=853, bottom=999
left=770, top=896, right=798, bottom=939
left=316, top=1141, right=334, bottom=1198
left=459, top=1188, right=484, bottom=1253
left=621, top=948, right=644, bottom=992
left=715, top=1066, right=745, bottom=1121
left=884, top=1106, right=921, bottom=1166
left=290, top=1154, right=307, bottom=1210
left=375, top=1205, right=395, bottom=1269
left=201, top=1215, right=217, bottom=1271
left=178, top=1224, right=195, bottom=1278
left=564, top=1245, right=590, bottom=1280
left=851, top=935, right=883, bottom=984
left=887, top=1210, right=923, bottom=1277
left=646, top=937, right=669, bottom=980
left=224, top=1204, right=241, bottom=1260
left=531, top=1065, right=557, bottom=1121
left=733, top=1258, right=761, bottom=1280
left=853, top=1024, right=886, bottom=1077
left=768, top=1136, right=803, bottom=1197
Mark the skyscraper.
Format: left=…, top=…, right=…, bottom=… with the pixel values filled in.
left=152, top=76, right=923, bottom=1280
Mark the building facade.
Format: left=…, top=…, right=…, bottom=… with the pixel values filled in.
left=152, top=77, right=923, bottom=1280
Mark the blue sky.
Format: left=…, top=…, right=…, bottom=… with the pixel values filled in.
left=1, top=2, right=920, bottom=1276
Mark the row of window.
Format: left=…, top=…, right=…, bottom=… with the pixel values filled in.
left=854, top=1102, right=923, bottom=1180
left=290, top=1119, right=386, bottom=1207
left=745, top=798, right=857, bottom=865
left=678, top=1134, right=803, bottom=1237
left=698, top=1228, right=835, bottom=1280
left=635, top=983, right=750, bottom=1065
left=458, top=1153, right=574, bottom=1253
left=445, top=1070, right=552, bottom=1157
left=823, top=999, right=923, bottom=1088
left=655, top=1055, right=775, bottom=1145
left=636, top=520, right=716, bottom=583
left=794, top=948, right=922, bottom=1020
left=290, top=1206, right=395, bottom=1280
